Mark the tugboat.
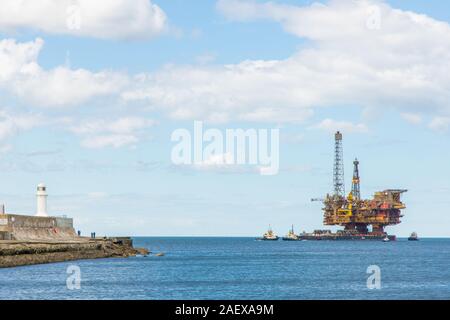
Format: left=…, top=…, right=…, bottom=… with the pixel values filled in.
left=408, top=232, right=419, bottom=241
left=256, top=226, right=279, bottom=241
left=282, top=225, right=299, bottom=241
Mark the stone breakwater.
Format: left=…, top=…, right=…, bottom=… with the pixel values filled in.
left=0, top=239, right=149, bottom=268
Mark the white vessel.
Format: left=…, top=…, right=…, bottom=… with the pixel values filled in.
left=282, top=225, right=299, bottom=241
left=257, top=226, right=279, bottom=241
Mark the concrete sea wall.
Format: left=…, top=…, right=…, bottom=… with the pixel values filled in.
left=0, top=214, right=77, bottom=241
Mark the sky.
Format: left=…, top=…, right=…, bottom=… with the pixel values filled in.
left=0, top=0, right=450, bottom=237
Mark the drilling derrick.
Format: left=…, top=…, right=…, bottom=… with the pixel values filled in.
left=333, top=131, right=345, bottom=198
left=321, top=132, right=407, bottom=239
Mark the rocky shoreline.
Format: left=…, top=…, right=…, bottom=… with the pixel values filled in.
left=0, top=239, right=149, bottom=268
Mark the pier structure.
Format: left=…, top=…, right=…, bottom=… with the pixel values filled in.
left=0, top=184, right=76, bottom=241
left=0, top=184, right=148, bottom=268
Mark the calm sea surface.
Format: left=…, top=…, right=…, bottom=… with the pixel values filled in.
left=0, top=237, right=449, bottom=300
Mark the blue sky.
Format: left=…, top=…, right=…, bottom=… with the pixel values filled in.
left=0, top=0, right=450, bottom=237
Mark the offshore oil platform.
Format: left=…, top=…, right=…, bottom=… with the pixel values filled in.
left=301, top=131, right=407, bottom=241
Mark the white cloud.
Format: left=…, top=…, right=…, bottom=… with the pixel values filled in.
left=80, top=134, right=139, bottom=149
left=71, top=117, right=155, bottom=148
left=0, top=38, right=42, bottom=82
left=175, top=152, right=259, bottom=174
left=194, top=152, right=235, bottom=168
left=71, top=117, right=155, bottom=135
left=0, top=38, right=128, bottom=107
left=281, top=133, right=304, bottom=144
left=123, top=0, right=450, bottom=123
left=401, top=113, right=422, bottom=125
left=195, top=53, right=217, bottom=65
left=0, top=0, right=167, bottom=40
left=429, top=117, right=450, bottom=132
left=2, top=0, right=450, bottom=138
left=122, top=61, right=316, bottom=123
left=14, top=66, right=128, bottom=107
left=313, top=119, right=369, bottom=134
left=0, top=39, right=153, bottom=148
left=0, top=110, right=44, bottom=141
left=0, top=110, right=46, bottom=152
left=87, top=192, right=108, bottom=199
left=217, top=0, right=450, bottom=48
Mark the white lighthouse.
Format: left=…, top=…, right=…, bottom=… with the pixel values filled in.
left=36, top=183, right=48, bottom=217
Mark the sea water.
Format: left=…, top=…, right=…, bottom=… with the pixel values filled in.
left=0, top=237, right=449, bottom=300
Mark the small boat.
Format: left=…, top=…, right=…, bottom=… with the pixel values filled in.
left=282, top=225, right=300, bottom=241
left=256, top=226, right=279, bottom=241
left=408, top=232, right=419, bottom=241
left=382, top=236, right=390, bottom=242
